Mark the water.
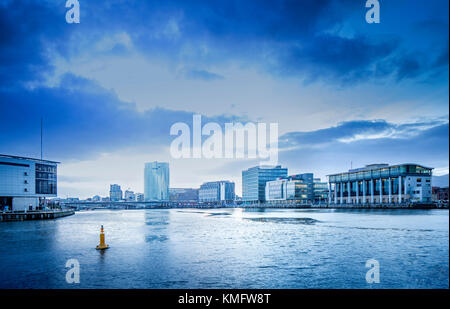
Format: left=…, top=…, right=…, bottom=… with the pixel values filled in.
left=0, top=208, right=448, bottom=289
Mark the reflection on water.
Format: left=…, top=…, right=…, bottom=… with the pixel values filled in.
left=0, top=208, right=448, bottom=289
left=244, top=217, right=319, bottom=224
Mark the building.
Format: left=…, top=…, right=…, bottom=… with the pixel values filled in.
left=242, top=165, right=288, bottom=202
left=328, top=163, right=433, bottom=205
left=124, top=190, right=136, bottom=201
left=92, top=195, right=101, bottom=202
left=199, top=181, right=235, bottom=203
left=0, top=154, right=59, bottom=211
left=169, top=188, right=199, bottom=201
left=313, top=178, right=329, bottom=204
left=432, top=187, right=449, bottom=201
left=144, top=162, right=169, bottom=201
left=290, top=173, right=314, bottom=201
left=109, top=184, right=122, bottom=201
left=265, top=173, right=316, bottom=204
left=136, top=193, right=144, bottom=202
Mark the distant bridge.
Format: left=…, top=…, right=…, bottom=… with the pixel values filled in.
left=60, top=201, right=239, bottom=210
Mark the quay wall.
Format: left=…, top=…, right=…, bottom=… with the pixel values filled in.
left=0, top=209, right=75, bottom=222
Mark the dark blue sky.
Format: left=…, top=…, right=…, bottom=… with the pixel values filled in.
left=0, top=0, right=448, bottom=197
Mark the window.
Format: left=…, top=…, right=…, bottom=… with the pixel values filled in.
left=24, top=188, right=28, bottom=192
left=24, top=180, right=28, bottom=184
left=24, top=172, right=28, bottom=176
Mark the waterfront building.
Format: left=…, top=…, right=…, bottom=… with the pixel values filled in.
left=109, top=184, right=123, bottom=201
left=136, top=193, right=144, bottom=202
left=432, top=187, right=449, bottom=202
left=124, top=190, right=136, bottom=201
left=265, top=173, right=315, bottom=204
left=0, top=154, right=58, bottom=211
left=198, top=181, right=235, bottom=203
left=328, top=163, right=433, bottom=205
left=92, top=195, right=101, bottom=202
left=242, top=165, right=288, bottom=202
left=169, top=188, right=199, bottom=201
left=144, top=162, right=169, bottom=201
left=313, top=178, right=329, bottom=204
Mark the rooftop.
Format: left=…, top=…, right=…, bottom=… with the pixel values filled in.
left=328, top=163, right=433, bottom=177
left=0, top=154, right=60, bottom=164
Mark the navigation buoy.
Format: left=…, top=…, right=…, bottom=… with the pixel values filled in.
left=96, top=225, right=109, bottom=250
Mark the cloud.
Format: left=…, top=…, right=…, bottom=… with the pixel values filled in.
left=184, top=69, right=224, bottom=81
left=0, top=73, right=241, bottom=161
left=279, top=121, right=449, bottom=178
left=272, top=34, right=397, bottom=83
left=279, top=119, right=447, bottom=149
left=1, top=0, right=448, bottom=89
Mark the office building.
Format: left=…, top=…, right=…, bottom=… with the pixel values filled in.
left=136, top=193, right=144, bottom=202
left=328, top=163, right=433, bottom=205
left=242, top=165, right=288, bottom=202
left=144, top=162, right=169, bottom=201
left=265, top=173, right=315, bottom=204
left=169, top=188, right=199, bottom=201
left=109, top=184, right=122, bottom=201
left=0, top=154, right=58, bottom=211
left=124, top=190, right=136, bottom=201
left=313, top=178, right=329, bottom=204
left=199, top=181, right=235, bottom=203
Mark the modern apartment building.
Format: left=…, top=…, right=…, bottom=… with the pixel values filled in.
left=0, top=154, right=58, bottom=211
left=144, top=162, right=169, bottom=201
left=328, top=163, right=433, bottom=205
left=242, top=165, right=288, bottom=202
left=124, top=190, right=136, bottom=201
left=136, top=193, right=145, bottom=202
left=109, top=184, right=123, bottom=201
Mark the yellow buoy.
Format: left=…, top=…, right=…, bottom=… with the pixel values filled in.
left=96, top=225, right=109, bottom=250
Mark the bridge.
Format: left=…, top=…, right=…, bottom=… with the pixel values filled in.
left=60, top=200, right=241, bottom=210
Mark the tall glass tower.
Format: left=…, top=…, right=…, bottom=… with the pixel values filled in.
left=242, top=165, right=288, bottom=202
left=144, top=162, right=169, bottom=201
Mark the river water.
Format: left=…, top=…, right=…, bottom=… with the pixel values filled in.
left=0, top=208, right=448, bottom=289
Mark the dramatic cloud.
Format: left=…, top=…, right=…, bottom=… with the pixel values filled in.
left=279, top=119, right=448, bottom=149
left=0, top=0, right=448, bottom=197
left=0, top=73, right=242, bottom=160
left=279, top=121, right=449, bottom=182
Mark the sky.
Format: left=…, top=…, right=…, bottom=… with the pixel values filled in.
left=0, top=0, right=448, bottom=198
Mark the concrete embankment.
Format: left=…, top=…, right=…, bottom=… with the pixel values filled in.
left=243, top=203, right=443, bottom=209
left=0, top=209, right=75, bottom=222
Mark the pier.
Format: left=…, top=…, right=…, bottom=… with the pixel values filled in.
left=0, top=209, right=75, bottom=222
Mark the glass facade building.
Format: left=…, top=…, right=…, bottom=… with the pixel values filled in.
left=265, top=173, right=324, bottom=204
left=313, top=179, right=329, bottom=204
left=328, top=163, right=433, bottom=205
left=35, top=163, right=57, bottom=195
left=242, top=165, right=288, bottom=202
left=198, top=181, right=235, bottom=202
left=144, top=162, right=169, bottom=201
left=0, top=154, right=59, bottom=211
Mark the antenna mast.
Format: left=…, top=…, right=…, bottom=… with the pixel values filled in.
left=40, top=117, right=43, bottom=160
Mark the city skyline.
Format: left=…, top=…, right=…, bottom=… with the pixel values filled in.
left=0, top=1, right=448, bottom=198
